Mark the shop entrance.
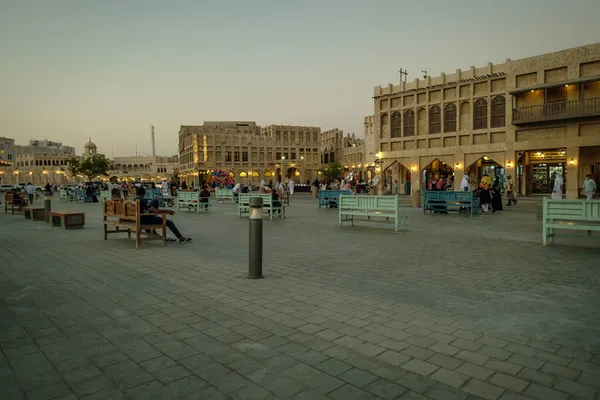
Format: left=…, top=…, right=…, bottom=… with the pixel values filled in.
left=526, top=150, right=566, bottom=195
left=466, top=157, right=504, bottom=191
left=531, top=163, right=565, bottom=194
left=422, top=159, right=454, bottom=191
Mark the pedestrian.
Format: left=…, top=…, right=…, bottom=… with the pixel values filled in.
left=25, top=182, right=35, bottom=204
left=505, top=175, right=517, bottom=206
left=551, top=172, right=563, bottom=200
left=582, top=174, right=597, bottom=200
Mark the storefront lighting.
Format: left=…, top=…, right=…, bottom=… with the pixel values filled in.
left=569, top=158, right=575, bottom=166
left=376, top=152, right=382, bottom=159
left=454, top=162, right=460, bottom=169
left=530, top=90, right=534, bottom=93
left=506, top=161, right=513, bottom=168
left=411, top=165, right=417, bottom=171
left=14, top=170, right=19, bottom=175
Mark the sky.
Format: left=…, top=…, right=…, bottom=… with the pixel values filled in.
left=1, top=0, right=600, bottom=157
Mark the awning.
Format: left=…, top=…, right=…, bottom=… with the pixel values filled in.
left=510, top=74, right=600, bottom=94
left=0, top=157, right=13, bottom=167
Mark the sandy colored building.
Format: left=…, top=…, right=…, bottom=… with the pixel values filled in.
left=320, top=129, right=367, bottom=180
left=179, top=122, right=321, bottom=186
left=1, top=138, right=75, bottom=185
left=372, top=42, right=600, bottom=199
left=109, top=155, right=179, bottom=182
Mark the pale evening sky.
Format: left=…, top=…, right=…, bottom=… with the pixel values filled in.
left=1, top=0, right=600, bottom=157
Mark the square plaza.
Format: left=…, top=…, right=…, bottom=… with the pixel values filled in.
left=1, top=195, right=599, bottom=399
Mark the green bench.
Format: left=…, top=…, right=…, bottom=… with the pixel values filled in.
left=238, top=193, right=284, bottom=219
left=176, top=191, right=211, bottom=213
left=99, top=190, right=112, bottom=204
left=542, top=198, right=600, bottom=246
left=338, top=194, right=408, bottom=232
left=215, top=188, right=234, bottom=203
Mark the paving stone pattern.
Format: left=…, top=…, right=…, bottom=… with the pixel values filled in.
left=1, top=194, right=599, bottom=399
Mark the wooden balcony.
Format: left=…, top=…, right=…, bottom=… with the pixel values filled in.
left=513, top=97, right=600, bottom=124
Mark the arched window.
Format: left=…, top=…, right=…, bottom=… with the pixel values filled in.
left=403, top=110, right=415, bottom=136
left=429, top=106, right=441, bottom=134
left=391, top=112, right=401, bottom=138
left=443, top=104, right=457, bottom=132
left=265, top=171, right=273, bottom=177
left=473, top=99, right=488, bottom=130
left=239, top=171, right=248, bottom=178
left=491, top=96, right=506, bottom=128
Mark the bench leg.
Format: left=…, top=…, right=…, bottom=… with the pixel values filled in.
left=162, top=224, right=166, bottom=247
left=127, top=229, right=131, bottom=239
left=136, top=230, right=141, bottom=249
left=104, top=223, right=108, bottom=240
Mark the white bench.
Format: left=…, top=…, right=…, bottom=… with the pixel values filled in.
left=338, top=194, right=408, bottom=232
left=215, top=188, right=234, bottom=203
left=177, top=191, right=211, bottom=213
left=542, top=198, right=600, bottom=246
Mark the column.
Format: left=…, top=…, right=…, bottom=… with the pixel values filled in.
left=565, top=146, right=579, bottom=199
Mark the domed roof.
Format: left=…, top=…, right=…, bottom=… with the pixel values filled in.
left=84, top=137, right=97, bottom=149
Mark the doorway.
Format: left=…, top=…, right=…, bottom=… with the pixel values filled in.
left=531, top=163, right=565, bottom=194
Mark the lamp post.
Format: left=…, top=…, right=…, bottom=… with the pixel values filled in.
left=248, top=197, right=264, bottom=279
left=280, top=156, right=285, bottom=183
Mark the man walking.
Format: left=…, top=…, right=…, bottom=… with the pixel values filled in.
left=583, top=174, right=597, bottom=200
left=25, top=182, right=35, bottom=204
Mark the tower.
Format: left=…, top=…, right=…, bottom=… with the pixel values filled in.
left=151, top=125, right=156, bottom=157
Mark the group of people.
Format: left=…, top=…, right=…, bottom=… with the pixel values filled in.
left=458, top=174, right=517, bottom=214
left=550, top=172, right=597, bottom=201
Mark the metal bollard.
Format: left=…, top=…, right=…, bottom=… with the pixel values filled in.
left=248, top=197, right=264, bottom=279
left=44, top=190, right=52, bottom=223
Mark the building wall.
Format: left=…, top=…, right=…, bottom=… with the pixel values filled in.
left=372, top=43, right=600, bottom=198
left=109, top=155, right=179, bottom=181
left=1, top=139, right=75, bottom=185
left=179, top=122, right=321, bottom=186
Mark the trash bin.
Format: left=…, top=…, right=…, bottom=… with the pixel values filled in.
left=412, top=189, right=421, bottom=208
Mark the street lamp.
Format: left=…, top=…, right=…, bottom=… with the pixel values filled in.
left=281, top=156, right=285, bottom=182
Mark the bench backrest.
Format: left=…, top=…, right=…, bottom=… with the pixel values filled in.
left=103, top=199, right=140, bottom=221
left=99, top=190, right=111, bottom=200
left=339, top=194, right=398, bottom=211
left=319, top=190, right=350, bottom=199
left=543, top=198, right=600, bottom=221
left=239, top=193, right=271, bottom=205
left=216, top=188, right=233, bottom=197
left=178, top=191, right=200, bottom=202
left=424, top=191, right=473, bottom=201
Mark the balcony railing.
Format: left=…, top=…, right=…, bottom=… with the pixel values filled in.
left=513, top=97, right=600, bottom=124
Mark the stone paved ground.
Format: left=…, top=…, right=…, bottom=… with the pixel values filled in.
left=1, top=194, right=599, bottom=400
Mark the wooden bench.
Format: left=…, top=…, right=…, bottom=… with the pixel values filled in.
left=23, top=207, right=45, bottom=221
left=49, top=211, right=85, bottom=229
left=339, top=194, right=408, bottom=232
left=423, top=191, right=480, bottom=216
left=4, top=192, right=27, bottom=214
left=176, top=191, right=211, bottom=213
left=318, top=190, right=351, bottom=208
left=103, top=199, right=167, bottom=249
left=542, top=198, right=600, bottom=246
left=215, top=188, right=234, bottom=203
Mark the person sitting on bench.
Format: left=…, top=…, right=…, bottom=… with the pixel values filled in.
left=111, top=188, right=122, bottom=201
left=135, top=186, right=191, bottom=244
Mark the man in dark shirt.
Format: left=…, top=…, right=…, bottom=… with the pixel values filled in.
left=199, top=186, right=210, bottom=204
left=136, top=187, right=191, bottom=244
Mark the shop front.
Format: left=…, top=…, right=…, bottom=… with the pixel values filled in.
left=526, top=150, right=566, bottom=195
